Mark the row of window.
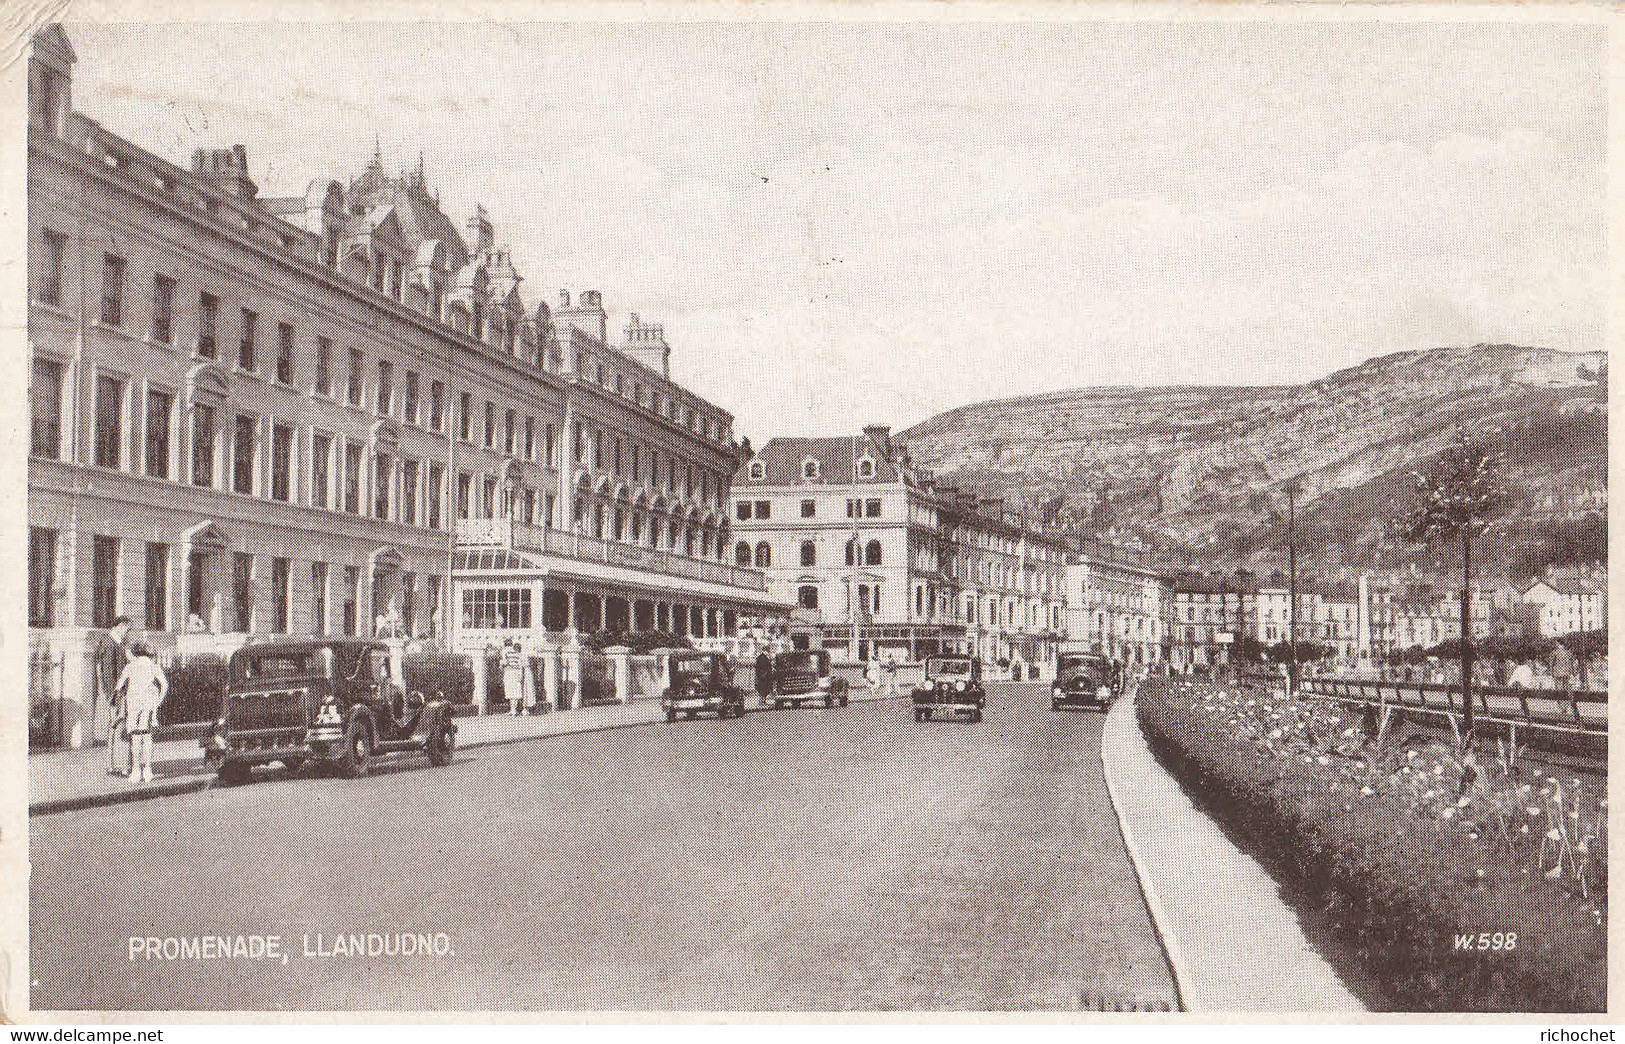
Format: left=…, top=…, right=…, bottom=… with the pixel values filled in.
left=27, top=525, right=440, bottom=636
left=38, top=235, right=732, bottom=476
left=788, top=578, right=1063, bottom=632
left=35, top=227, right=733, bottom=449
left=734, top=497, right=887, bottom=522
left=733, top=538, right=886, bottom=570
left=33, top=357, right=734, bottom=544
left=743, top=457, right=879, bottom=482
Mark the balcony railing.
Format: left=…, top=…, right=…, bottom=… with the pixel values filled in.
left=455, top=518, right=767, bottom=592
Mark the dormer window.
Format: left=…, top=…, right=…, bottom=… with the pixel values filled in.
left=748, top=461, right=765, bottom=481
left=802, top=459, right=820, bottom=480
left=857, top=457, right=876, bottom=479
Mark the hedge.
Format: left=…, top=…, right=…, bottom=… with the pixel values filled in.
left=1137, top=677, right=1605, bottom=1012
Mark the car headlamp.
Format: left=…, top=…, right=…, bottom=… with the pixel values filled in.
left=955, top=680, right=967, bottom=692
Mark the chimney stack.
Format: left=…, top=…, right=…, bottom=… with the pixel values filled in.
left=190, top=144, right=258, bottom=200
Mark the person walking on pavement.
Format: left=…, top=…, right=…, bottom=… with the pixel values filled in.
left=99, top=617, right=133, bottom=775
left=883, top=656, right=898, bottom=696
left=114, top=641, right=167, bottom=784
left=501, top=638, right=527, bottom=716
left=865, top=656, right=881, bottom=696
left=754, top=651, right=773, bottom=706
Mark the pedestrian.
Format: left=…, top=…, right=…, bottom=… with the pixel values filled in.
left=884, top=656, right=899, bottom=695
left=501, top=638, right=527, bottom=716
left=114, top=641, right=167, bottom=784
left=754, top=651, right=773, bottom=705
left=99, top=616, right=133, bottom=776
left=864, top=657, right=880, bottom=696
left=1549, top=642, right=1578, bottom=692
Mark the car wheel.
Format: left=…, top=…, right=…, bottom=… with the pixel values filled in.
left=427, top=720, right=456, bottom=767
left=840, top=694, right=849, bottom=707
left=338, top=718, right=373, bottom=779
left=970, top=710, right=983, bottom=723
left=666, top=708, right=678, bottom=723
left=775, top=699, right=785, bottom=709
left=685, top=711, right=696, bottom=720
left=824, top=695, right=834, bottom=708
left=282, top=756, right=306, bottom=775
left=216, top=760, right=250, bottom=786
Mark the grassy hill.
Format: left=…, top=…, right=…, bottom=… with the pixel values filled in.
left=898, top=344, right=1606, bottom=581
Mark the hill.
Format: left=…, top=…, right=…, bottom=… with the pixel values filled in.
left=898, top=344, right=1606, bottom=581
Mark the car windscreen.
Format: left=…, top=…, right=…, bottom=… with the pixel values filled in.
left=233, top=648, right=328, bottom=683
left=925, top=659, right=973, bottom=679
left=773, top=652, right=818, bottom=672
left=1059, top=656, right=1106, bottom=672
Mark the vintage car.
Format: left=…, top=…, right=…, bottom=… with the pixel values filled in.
left=1052, top=652, right=1117, bottom=711
left=202, top=639, right=457, bottom=784
left=663, top=651, right=747, bottom=721
left=911, top=655, right=985, bottom=722
left=766, top=649, right=851, bottom=708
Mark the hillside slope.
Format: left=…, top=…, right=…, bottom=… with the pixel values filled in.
left=898, top=344, right=1606, bottom=578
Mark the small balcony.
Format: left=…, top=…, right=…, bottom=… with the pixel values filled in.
left=455, top=518, right=767, bottom=593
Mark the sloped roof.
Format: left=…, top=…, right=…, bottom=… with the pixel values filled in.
left=735, top=433, right=903, bottom=486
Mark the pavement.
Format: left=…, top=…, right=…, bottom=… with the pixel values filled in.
left=30, top=683, right=1177, bottom=1012
left=1098, top=682, right=1368, bottom=1013
left=28, top=686, right=910, bottom=816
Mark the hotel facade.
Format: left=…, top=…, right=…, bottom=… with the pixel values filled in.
left=729, top=426, right=1070, bottom=671
left=27, top=25, right=786, bottom=743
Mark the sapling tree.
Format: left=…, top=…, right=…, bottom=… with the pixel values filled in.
left=1398, top=429, right=1504, bottom=742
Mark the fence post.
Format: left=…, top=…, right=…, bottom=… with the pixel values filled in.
left=606, top=646, right=632, bottom=704
left=470, top=648, right=488, bottom=715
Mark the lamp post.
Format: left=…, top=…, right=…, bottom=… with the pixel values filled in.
left=1287, top=479, right=1299, bottom=695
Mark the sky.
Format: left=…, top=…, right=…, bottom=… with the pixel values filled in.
left=64, top=17, right=1607, bottom=445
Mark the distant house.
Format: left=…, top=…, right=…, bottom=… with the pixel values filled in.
left=1521, top=577, right=1605, bottom=638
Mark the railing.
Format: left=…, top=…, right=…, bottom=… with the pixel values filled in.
left=1298, top=676, right=1607, bottom=739
left=456, top=518, right=767, bottom=592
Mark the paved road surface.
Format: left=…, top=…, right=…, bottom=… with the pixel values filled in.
left=31, top=683, right=1175, bottom=1011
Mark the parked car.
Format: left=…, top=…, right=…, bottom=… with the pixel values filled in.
left=663, top=651, right=747, bottom=721
left=202, top=639, right=457, bottom=784
left=767, top=649, right=850, bottom=708
left=1052, top=652, right=1116, bottom=711
left=911, top=655, right=985, bottom=722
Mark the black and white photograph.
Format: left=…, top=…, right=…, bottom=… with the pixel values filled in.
left=14, top=4, right=1611, bottom=1021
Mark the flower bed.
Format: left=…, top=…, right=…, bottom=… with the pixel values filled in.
left=1137, top=677, right=1605, bottom=1012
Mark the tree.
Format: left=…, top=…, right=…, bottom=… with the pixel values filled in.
left=1396, top=430, right=1504, bottom=741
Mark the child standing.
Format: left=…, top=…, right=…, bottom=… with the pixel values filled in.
left=115, top=642, right=167, bottom=784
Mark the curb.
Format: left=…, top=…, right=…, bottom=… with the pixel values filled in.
left=29, top=691, right=914, bottom=817
left=1099, top=683, right=1192, bottom=1014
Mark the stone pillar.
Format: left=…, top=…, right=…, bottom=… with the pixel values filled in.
left=559, top=632, right=583, bottom=711
left=540, top=641, right=560, bottom=710
left=606, top=645, right=632, bottom=704
left=52, top=628, right=103, bottom=749
left=470, top=646, right=488, bottom=715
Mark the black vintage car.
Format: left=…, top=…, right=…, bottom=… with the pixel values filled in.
left=663, top=651, right=747, bottom=721
left=1052, top=652, right=1117, bottom=711
left=202, top=639, right=457, bottom=784
left=911, top=655, right=985, bottom=722
left=767, top=649, right=851, bottom=708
